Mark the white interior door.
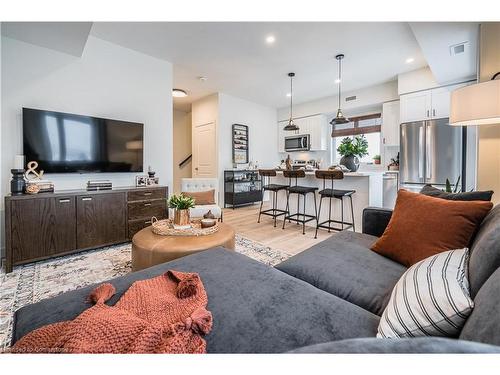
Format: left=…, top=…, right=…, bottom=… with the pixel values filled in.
left=192, top=121, right=217, bottom=178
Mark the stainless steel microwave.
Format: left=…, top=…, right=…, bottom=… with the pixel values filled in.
left=285, top=134, right=310, bottom=152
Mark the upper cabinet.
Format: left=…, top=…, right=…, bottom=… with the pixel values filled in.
left=400, top=83, right=470, bottom=123
left=382, top=100, right=400, bottom=146
left=277, top=114, right=328, bottom=152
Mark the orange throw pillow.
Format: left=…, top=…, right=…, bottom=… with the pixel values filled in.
left=182, top=190, right=215, bottom=205
left=371, top=189, right=493, bottom=267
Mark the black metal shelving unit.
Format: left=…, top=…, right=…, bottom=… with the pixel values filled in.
left=224, top=170, right=262, bottom=209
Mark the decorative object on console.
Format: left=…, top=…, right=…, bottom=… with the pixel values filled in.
left=232, top=124, right=249, bottom=164
left=147, top=165, right=156, bottom=178
left=330, top=54, right=349, bottom=131
left=25, top=183, right=40, bottom=195
left=337, top=135, right=368, bottom=172
left=87, top=180, right=112, bottom=191
left=283, top=72, right=299, bottom=131
left=371, top=189, right=493, bottom=267
left=135, top=175, right=148, bottom=187
left=378, top=248, right=474, bottom=338
left=10, top=169, right=25, bottom=195
left=420, top=184, right=494, bottom=202
left=168, top=194, right=195, bottom=227
left=23, top=161, right=54, bottom=193
left=146, top=177, right=159, bottom=186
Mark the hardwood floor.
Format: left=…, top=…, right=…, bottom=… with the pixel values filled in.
left=223, top=203, right=335, bottom=256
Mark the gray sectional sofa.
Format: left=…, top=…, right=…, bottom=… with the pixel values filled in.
left=12, top=205, right=500, bottom=353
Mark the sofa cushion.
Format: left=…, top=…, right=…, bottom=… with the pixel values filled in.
left=182, top=189, right=216, bottom=205
left=13, top=249, right=380, bottom=353
left=420, top=184, right=494, bottom=202
left=468, top=205, right=500, bottom=297
left=460, top=266, right=500, bottom=346
left=275, top=231, right=407, bottom=316
left=289, top=337, right=500, bottom=353
left=371, top=189, right=493, bottom=267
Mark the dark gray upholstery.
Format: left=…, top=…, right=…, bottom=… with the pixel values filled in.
left=460, top=267, right=500, bottom=346
left=468, top=205, right=500, bottom=297
left=13, top=248, right=379, bottom=353
left=275, top=231, right=407, bottom=315
left=420, top=184, right=494, bottom=202
left=362, top=207, right=393, bottom=237
left=289, top=337, right=500, bottom=353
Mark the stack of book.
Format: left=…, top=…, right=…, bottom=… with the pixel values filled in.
left=87, top=180, right=113, bottom=191
left=27, top=180, right=54, bottom=193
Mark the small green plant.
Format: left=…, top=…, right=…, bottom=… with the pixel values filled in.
left=168, top=194, right=195, bottom=210
left=373, top=154, right=381, bottom=161
left=444, top=176, right=461, bottom=193
left=337, top=135, right=369, bottom=158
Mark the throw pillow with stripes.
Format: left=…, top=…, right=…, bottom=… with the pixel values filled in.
left=377, top=248, right=474, bottom=338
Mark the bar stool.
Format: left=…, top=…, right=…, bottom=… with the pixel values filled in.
left=282, top=170, right=318, bottom=235
left=314, top=169, right=355, bottom=239
left=257, top=169, right=289, bottom=227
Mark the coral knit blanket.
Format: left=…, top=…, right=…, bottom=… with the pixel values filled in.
left=11, top=270, right=213, bottom=354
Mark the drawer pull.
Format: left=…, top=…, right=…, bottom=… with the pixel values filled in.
left=59, top=199, right=71, bottom=203
left=82, top=197, right=92, bottom=201
left=144, top=192, right=153, bottom=196
left=144, top=203, right=152, bottom=207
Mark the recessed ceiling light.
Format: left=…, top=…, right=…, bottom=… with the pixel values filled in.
left=405, top=57, right=415, bottom=64
left=335, top=78, right=341, bottom=84
left=172, top=89, right=188, bottom=98
left=265, top=35, right=276, bottom=44
left=286, top=92, right=292, bottom=97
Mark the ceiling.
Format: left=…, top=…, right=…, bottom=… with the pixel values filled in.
left=89, top=22, right=428, bottom=111
left=2, top=22, right=478, bottom=112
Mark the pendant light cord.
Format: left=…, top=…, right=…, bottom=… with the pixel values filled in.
left=338, top=56, right=342, bottom=108
left=290, top=74, right=293, bottom=120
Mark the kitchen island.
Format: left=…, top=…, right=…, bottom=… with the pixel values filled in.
left=270, top=169, right=385, bottom=232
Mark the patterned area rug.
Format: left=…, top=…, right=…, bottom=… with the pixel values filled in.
left=0, top=235, right=291, bottom=349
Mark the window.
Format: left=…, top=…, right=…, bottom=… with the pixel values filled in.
left=331, top=113, right=382, bottom=164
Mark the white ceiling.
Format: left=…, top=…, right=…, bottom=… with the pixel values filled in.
left=90, top=22, right=428, bottom=111
left=1, top=22, right=92, bottom=57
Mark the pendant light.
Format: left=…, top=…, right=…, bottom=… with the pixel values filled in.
left=330, top=54, right=349, bottom=133
left=284, top=72, right=299, bottom=131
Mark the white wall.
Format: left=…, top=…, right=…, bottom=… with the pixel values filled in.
left=1, top=35, right=173, bottom=251
left=277, top=81, right=398, bottom=121
left=398, top=67, right=439, bottom=95
left=173, top=109, right=192, bottom=194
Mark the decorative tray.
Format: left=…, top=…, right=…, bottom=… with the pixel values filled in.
left=151, top=217, right=219, bottom=237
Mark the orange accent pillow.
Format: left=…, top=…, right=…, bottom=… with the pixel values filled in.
left=182, top=190, right=215, bottom=205
left=371, top=189, right=493, bottom=267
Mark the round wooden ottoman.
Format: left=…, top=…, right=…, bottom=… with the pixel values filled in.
left=131, top=223, right=236, bottom=271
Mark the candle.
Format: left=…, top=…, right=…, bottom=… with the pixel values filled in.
left=14, top=155, right=25, bottom=170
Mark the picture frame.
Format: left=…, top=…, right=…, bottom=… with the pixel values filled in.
left=135, top=175, right=148, bottom=187
left=147, top=177, right=159, bottom=186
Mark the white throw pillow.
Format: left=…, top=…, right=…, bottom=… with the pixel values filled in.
left=377, top=248, right=474, bottom=338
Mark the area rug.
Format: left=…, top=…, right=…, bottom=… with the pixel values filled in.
left=0, top=235, right=291, bottom=349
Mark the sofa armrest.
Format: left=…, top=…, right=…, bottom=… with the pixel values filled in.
left=288, top=337, right=500, bottom=353
left=362, top=207, right=393, bottom=237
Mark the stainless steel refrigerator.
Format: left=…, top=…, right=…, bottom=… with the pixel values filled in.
left=400, top=118, right=463, bottom=192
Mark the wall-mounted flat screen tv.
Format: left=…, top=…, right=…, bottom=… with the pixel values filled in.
left=23, top=108, right=144, bottom=173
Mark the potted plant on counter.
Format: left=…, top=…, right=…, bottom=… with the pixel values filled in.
left=337, top=135, right=369, bottom=172
left=373, top=154, right=381, bottom=165
left=168, top=194, right=195, bottom=226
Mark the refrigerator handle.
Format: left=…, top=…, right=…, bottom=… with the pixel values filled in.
left=426, top=125, right=432, bottom=179
left=418, top=125, right=424, bottom=179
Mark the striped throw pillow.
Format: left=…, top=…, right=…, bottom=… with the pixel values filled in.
left=377, top=248, right=474, bottom=338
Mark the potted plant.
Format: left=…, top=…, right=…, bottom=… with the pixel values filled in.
left=337, top=135, right=369, bottom=172
left=168, top=194, right=195, bottom=226
left=373, top=154, right=381, bottom=165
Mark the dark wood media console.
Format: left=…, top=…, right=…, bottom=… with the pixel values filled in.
left=4, top=185, right=168, bottom=273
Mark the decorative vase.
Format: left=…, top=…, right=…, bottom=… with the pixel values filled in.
left=340, top=155, right=360, bottom=172
left=174, top=209, right=190, bottom=226
left=10, top=169, right=26, bottom=195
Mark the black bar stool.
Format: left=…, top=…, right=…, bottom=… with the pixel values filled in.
left=314, top=169, right=355, bottom=239
left=282, top=170, right=318, bottom=235
left=257, top=169, right=289, bottom=227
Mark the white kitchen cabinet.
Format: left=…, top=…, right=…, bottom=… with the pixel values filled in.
left=382, top=100, right=400, bottom=146
left=400, top=83, right=469, bottom=123
left=277, top=115, right=328, bottom=152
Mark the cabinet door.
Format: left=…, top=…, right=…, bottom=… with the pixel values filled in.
left=400, top=91, right=432, bottom=123
left=277, top=122, right=285, bottom=152
left=430, top=86, right=451, bottom=119
left=382, top=100, right=401, bottom=146
left=308, top=115, right=328, bottom=151
left=10, top=197, right=57, bottom=263
left=54, top=196, right=77, bottom=254
left=77, top=192, right=127, bottom=249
